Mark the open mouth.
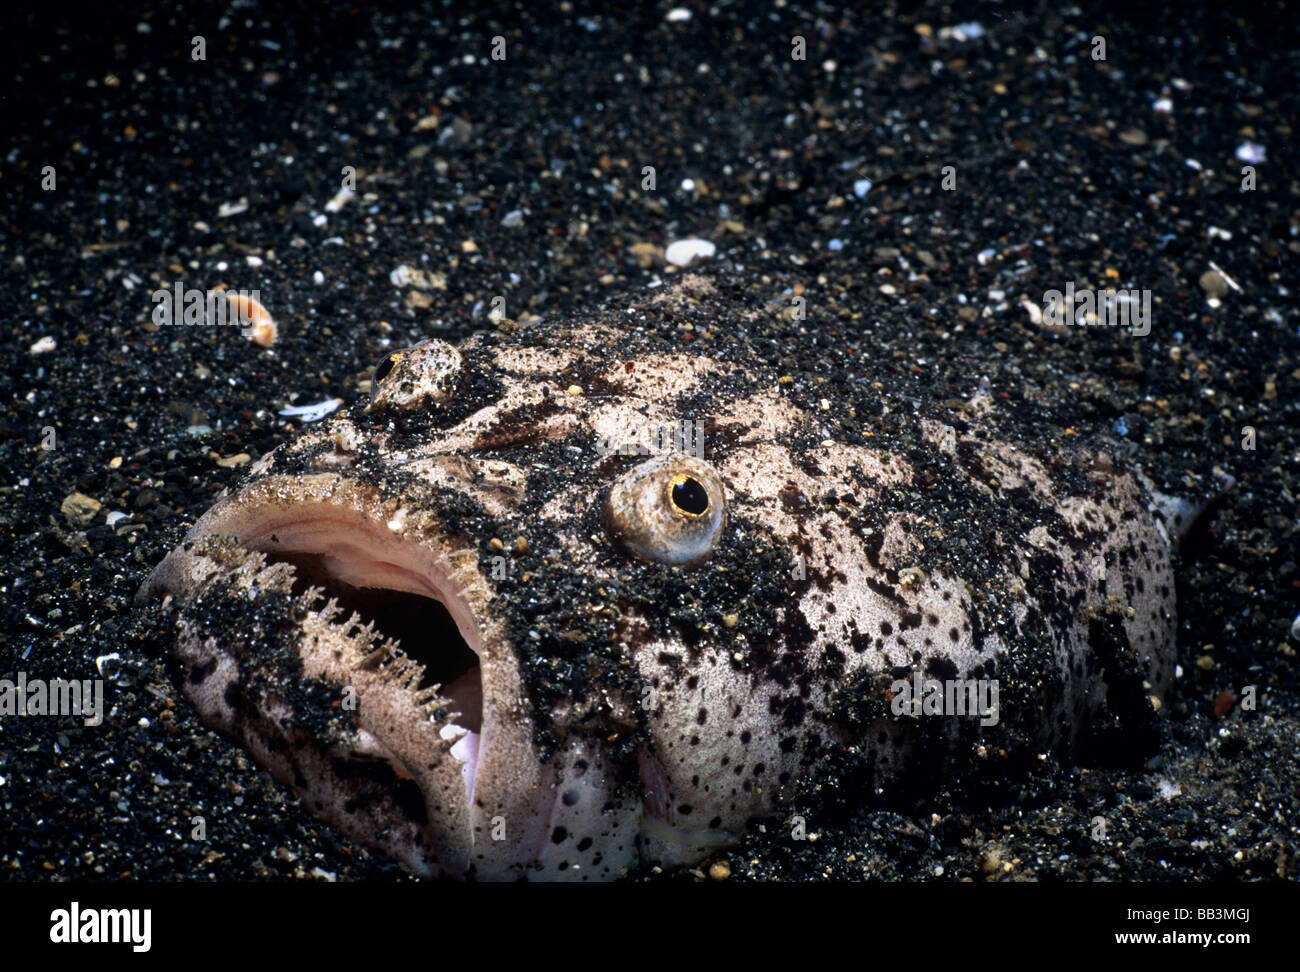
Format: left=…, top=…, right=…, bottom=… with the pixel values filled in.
left=142, top=475, right=646, bottom=880
left=236, top=512, right=485, bottom=800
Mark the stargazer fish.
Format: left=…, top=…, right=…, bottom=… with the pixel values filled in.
left=139, top=277, right=1183, bottom=880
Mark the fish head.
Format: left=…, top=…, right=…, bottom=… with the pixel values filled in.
left=139, top=313, right=858, bottom=880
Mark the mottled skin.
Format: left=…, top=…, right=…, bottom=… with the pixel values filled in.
left=139, top=280, right=1178, bottom=880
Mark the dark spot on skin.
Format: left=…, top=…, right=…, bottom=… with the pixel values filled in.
left=551, top=826, right=568, bottom=844
left=926, top=656, right=958, bottom=680
left=779, top=483, right=809, bottom=513
left=562, top=790, right=579, bottom=807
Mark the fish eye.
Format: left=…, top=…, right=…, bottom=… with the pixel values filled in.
left=366, top=339, right=463, bottom=415
left=372, top=352, right=400, bottom=385
left=604, top=455, right=727, bottom=566
left=668, top=474, right=710, bottom=517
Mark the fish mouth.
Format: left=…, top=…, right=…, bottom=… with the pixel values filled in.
left=139, top=473, right=512, bottom=877
left=236, top=513, right=486, bottom=797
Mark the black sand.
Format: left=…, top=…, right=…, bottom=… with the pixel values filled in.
left=1, top=0, right=1297, bottom=882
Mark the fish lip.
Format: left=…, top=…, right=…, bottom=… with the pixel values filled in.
left=139, top=471, right=498, bottom=878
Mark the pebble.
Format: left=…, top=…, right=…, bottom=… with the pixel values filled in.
left=628, top=242, right=663, bottom=268
left=853, top=178, right=873, bottom=198
left=105, top=511, right=129, bottom=528
left=665, top=238, right=716, bottom=266
left=1235, top=142, right=1265, bottom=164
left=939, top=21, right=984, bottom=41
left=1290, top=613, right=1300, bottom=641
left=324, top=187, right=355, bottom=213
left=1212, top=691, right=1236, bottom=718
left=60, top=492, right=101, bottom=525
left=389, top=265, right=446, bottom=290
left=1118, top=129, right=1149, bottom=146
left=1199, top=270, right=1229, bottom=299
left=29, top=336, right=57, bottom=354
left=215, top=453, right=252, bottom=468
left=666, top=7, right=691, bottom=21
left=708, top=860, right=731, bottom=880
left=501, top=209, right=525, bottom=228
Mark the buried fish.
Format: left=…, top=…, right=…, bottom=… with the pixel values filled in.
left=139, top=279, right=1190, bottom=881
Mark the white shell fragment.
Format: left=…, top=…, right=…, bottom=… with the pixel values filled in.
left=278, top=398, right=343, bottom=422
left=665, top=238, right=717, bottom=266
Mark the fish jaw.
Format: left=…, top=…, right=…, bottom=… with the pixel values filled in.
left=138, top=470, right=639, bottom=880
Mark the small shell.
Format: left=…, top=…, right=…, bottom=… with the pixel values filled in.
left=225, top=292, right=277, bottom=348
left=603, top=454, right=727, bottom=566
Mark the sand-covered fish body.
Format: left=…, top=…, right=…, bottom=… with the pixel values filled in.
left=139, top=281, right=1177, bottom=880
